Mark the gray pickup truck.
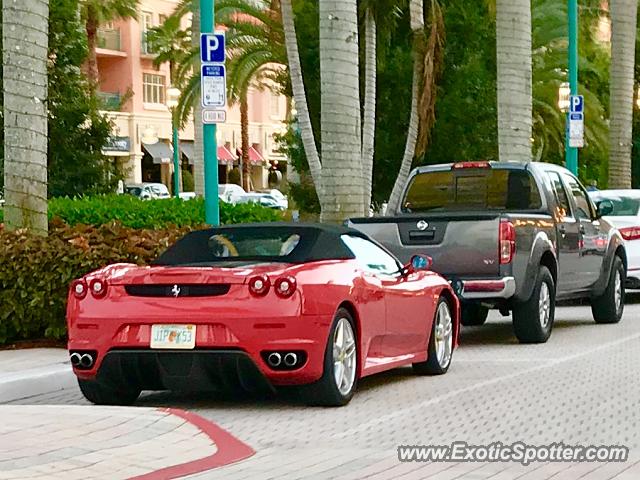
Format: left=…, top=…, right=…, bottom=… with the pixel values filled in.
left=348, top=161, right=626, bottom=343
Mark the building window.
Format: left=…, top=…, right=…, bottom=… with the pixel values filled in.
left=270, top=93, right=281, bottom=117
left=159, top=14, right=167, bottom=25
left=141, top=11, right=154, bottom=54
left=143, top=73, right=165, bottom=104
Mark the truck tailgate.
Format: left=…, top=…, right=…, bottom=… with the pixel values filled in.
left=349, top=213, right=502, bottom=277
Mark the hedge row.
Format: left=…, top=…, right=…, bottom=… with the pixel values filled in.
left=0, top=195, right=283, bottom=229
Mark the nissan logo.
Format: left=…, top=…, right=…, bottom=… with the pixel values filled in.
left=416, top=220, right=429, bottom=231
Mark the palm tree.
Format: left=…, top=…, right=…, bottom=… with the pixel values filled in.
left=318, top=0, right=364, bottom=222
left=147, top=16, right=191, bottom=86
left=387, top=0, right=444, bottom=214
left=3, top=0, right=49, bottom=235
left=496, top=0, right=533, bottom=163
left=81, top=0, right=139, bottom=87
left=608, top=0, right=638, bottom=188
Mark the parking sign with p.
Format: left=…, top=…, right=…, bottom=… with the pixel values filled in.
left=200, top=33, right=225, bottom=64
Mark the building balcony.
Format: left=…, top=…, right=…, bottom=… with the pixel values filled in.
left=97, top=28, right=127, bottom=57
left=97, top=92, right=121, bottom=111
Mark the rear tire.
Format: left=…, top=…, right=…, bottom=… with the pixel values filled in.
left=460, top=304, right=489, bottom=326
left=512, top=266, right=555, bottom=344
left=78, top=378, right=140, bottom=406
left=591, top=256, right=625, bottom=324
left=413, top=297, right=454, bottom=375
left=300, top=308, right=358, bottom=407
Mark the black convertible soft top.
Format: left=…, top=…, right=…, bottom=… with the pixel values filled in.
left=153, top=223, right=370, bottom=266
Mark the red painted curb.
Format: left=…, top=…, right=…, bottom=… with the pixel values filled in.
left=128, top=408, right=255, bottom=480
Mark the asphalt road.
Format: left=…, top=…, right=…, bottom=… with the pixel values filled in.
left=9, top=296, right=640, bottom=479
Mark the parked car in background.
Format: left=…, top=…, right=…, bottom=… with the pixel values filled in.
left=219, top=184, right=246, bottom=204
left=125, top=183, right=171, bottom=200
left=589, top=189, right=640, bottom=288
left=257, top=189, right=289, bottom=210
left=178, top=192, right=197, bottom=201
left=349, top=161, right=627, bottom=344
left=67, top=224, right=459, bottom=407
left=237, top=193, right=287, bottom=210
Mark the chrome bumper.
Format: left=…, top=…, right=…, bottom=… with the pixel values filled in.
left=457, top=277, right=516, bottom=300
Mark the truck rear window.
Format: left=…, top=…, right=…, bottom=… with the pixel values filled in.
left=402, top=169, right=542, bottom=212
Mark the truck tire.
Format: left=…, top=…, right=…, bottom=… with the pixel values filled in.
left=460, top=304, right=489, bottom=326
left=512, top=266, right=555, bottom=343
left=591, top=255, right=625, bottom=324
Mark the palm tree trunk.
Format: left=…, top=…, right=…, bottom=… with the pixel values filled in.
left=609, top=0, right=638, bottom=188
left=85, top=5, right=99, bottom=87
left=496, top=0, right=532, bottom=163
left=318, top=0, right=363, bottom=223
left=387, top=0, right=424, bottom=215
left=361, top=8, right=376, bottom=214
left=2, top=0, right=49, bottom=235
left=192, top=4, right=205, bottom=196
left=281, top=0, right=322, bottom=196
left=240, top=94, right=251, bottom=191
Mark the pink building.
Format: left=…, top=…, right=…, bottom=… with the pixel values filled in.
left=97, top=0, right=288, bottom=191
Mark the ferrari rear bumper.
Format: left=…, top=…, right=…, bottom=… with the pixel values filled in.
left=93, top=349, right=276, bottom=394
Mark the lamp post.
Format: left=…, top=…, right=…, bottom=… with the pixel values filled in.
left=167, top=86, right=181, bottom=198
left=201, top=0, right=220, bottom=226
left=566, top=0, right=579, bottom=175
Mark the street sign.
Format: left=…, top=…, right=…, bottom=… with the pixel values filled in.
left=200, top=33, right=225, bottom=63
left=569, top=95, right=584, bottom=114
left=201, top=65, right=226, bottom=108
left=202, top=109, right=227, bottom=124
left=569, top=112, right=584, bottom=148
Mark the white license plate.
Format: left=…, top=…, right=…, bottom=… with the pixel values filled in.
left=150, top=324, right=196, bottom=349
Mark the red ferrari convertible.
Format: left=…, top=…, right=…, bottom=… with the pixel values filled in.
left=67, top=223, right=459, bottom=406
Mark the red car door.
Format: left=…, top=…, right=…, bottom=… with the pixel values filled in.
left=341, top=235, right=429, bottom=360
left=380, top=272, right=431, bottom=356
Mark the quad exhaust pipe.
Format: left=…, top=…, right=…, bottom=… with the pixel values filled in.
left=70, top=352, right=95, bottom=369
left=70, top=353, right=81, bottom=367
left=283, top=352, right=297, bottom=367
left=267, top=352, right=282, bottom=367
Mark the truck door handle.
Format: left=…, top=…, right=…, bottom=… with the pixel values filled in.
left=559, top=225, right=566, bottom=236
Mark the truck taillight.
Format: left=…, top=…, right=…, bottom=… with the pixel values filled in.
left=499, top=220, right=516, bottom=264
left=451, top=161, right=491, bottom=170
left=619, top=227, right=640, bottom=241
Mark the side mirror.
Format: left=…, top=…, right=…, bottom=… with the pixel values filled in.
left=404, top=254, right=433, bottom=275
left=597, top=199, right=614, bottom=217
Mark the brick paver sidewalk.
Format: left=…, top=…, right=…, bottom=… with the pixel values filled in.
left=0, top=405, right=254, bottom=480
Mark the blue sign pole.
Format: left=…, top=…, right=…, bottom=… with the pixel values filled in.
left=566, top=0, right=579, bottom=176
left=200, top=0, right=220, bottom=226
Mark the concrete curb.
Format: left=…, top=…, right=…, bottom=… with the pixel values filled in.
left=0, top=363, right=76, bottom=403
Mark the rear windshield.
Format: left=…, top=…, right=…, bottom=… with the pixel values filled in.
left=402, top=168, right=542, bottom=213
left=592, top=195, right=640, bottom=216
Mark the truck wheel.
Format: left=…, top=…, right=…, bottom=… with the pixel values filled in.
left=512, top=266, right=555, bottom=344
left=300, top=308, right=358, bottom=406
left=460, top=304, right=489, bottom=326
left=591, top=256, right=625, bottom=324
left=78, top=378, right=140, bottom=406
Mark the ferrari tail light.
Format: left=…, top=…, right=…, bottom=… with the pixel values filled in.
left=249, top=275, right=271, bottom=296
left=619, top=227, right=640, bottom=241
left=499, top=219, right=516, bottom=264
left=72, top=280, right=88, bottom=300
left=274, top=276, right=297, bottom=298
left=89, top=278, right=108, bottom=298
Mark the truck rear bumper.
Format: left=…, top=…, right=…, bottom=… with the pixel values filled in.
left=458, top=277, right=516, bottom=300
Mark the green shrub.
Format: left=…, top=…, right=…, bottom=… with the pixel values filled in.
left=0, top=195, right=281, bottom=229
left=0, top=221, right=192, bottom=344
left=289, top=177, right=321, bottom=214
left=182, top=169, right=195, bottom=192
left=227, top=167, right=241, bottom=186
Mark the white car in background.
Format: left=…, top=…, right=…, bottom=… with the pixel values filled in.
left=236, top=192, right=287, bottom=211
left=218, top=184, right=246, bottom=204
left=125, top=183, right=171, bottom=200
left=590, top=189, right=640, bottom=288
left=256, top=189, right=289, bottom=210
